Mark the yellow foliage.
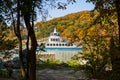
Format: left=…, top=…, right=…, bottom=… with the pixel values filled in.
left=34, top=10, right=117, bottom=43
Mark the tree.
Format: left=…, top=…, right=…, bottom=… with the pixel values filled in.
left=17, top=0, right=27, bottom=79
left=0, top=23, right=17, bottom=59
left=82, top=33, right=110, bottom=79
left=21, top=1, right=38, bottom=80
left=86, top=0, right=120, bottom=79
left=1, top=0, right=27, bottom=79
left=1, top=0, right=80, bottom=80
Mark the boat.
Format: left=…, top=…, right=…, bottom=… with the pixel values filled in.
left=38, top=27, right=82, bottom=51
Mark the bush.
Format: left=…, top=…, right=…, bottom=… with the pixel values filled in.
left=67, top=60, right=79, bottom=67
left=36, top=59, right=62, bottom=70
left=0, top=69, right=6, bottom=77
left=72, top=36, right=111, bottom=79
left=67, top=60, right=85, bottom=71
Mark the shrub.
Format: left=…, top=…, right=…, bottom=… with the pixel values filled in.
left=0, top=69, right=6, bottom=77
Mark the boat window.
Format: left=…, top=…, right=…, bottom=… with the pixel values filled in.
left=51, top=39, right=53, bottom=41
left=47, top=44, right=49, bottom=46
left=59, top=44, right=61, bottom=46
left=52, top=33, right=54, bottom=36
left=53, top=38, right=55, bottom=41
left=55, top=33, right=57, bottom=36
left=50, top=44, right=52, bottom=46
left=53, top=44, right=55, bottom=46
left=58, top=38, right=60, bottom=41
left=53, top=33, right=58, bottom=36
left=57, top=33, right=60, bottom=36
left=65, top=44, right=67, bottom=46
left=56, top=44, right=58, bottom=46
left=71, top=44, right=73, bottom=46
left=56, top=39, right=57, bottom=41
left=62, top=44, right=64, bottom=46
left=68, top=44, right=70, bottom=46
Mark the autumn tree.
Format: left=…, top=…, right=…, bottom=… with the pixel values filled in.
left=0, top=23, right=17, bottom=59
left=1, top=0, right=82, bottom=80
left=86, top=0, right=120, bottom=79
left=0, top=0, right=17, bottom=58
left=1, top=0, right=27, bottom=79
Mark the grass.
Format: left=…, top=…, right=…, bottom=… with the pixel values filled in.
left=36, top=59, right=85, bottom=71
left=36, top=59, right=64, bottom=70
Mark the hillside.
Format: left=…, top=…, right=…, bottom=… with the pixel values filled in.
left=35, top=10, right=117, bottom=42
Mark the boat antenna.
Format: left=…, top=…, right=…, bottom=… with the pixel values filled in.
left=54, top=27, right=57, bottom=33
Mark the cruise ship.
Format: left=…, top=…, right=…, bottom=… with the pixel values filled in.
left=38, top=27, right=82, bottom=51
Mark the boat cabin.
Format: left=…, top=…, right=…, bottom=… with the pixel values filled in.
left=49, top=27, right=62, bottom=43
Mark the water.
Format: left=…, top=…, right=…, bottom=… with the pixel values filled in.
left=36, top=47, right=82, bottom=51
left=37, top=48, right=82, bottom=62
left=55, top=50, right=81, bottom=62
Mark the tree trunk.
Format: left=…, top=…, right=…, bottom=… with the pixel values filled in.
left=17, top=0, right=26, bottom=79
left=110, top=37, right=120, bottom=79
left=115, top=0, right=120, bottom=46
left=26, top=34, right=30, bottom=80
left=19, top=39, right=26, bottom=80
left=24, top=14, right=37, bottom=80
left=114, top=0, right=120, bottom=69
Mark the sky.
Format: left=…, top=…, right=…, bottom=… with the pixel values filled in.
left=36, top=0, right=95, bottom=22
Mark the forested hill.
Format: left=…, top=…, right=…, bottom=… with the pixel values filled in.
left=35, top=10, right=112, bottom=42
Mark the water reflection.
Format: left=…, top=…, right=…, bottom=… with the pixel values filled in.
left=37, top=49, right=82, bottom=62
